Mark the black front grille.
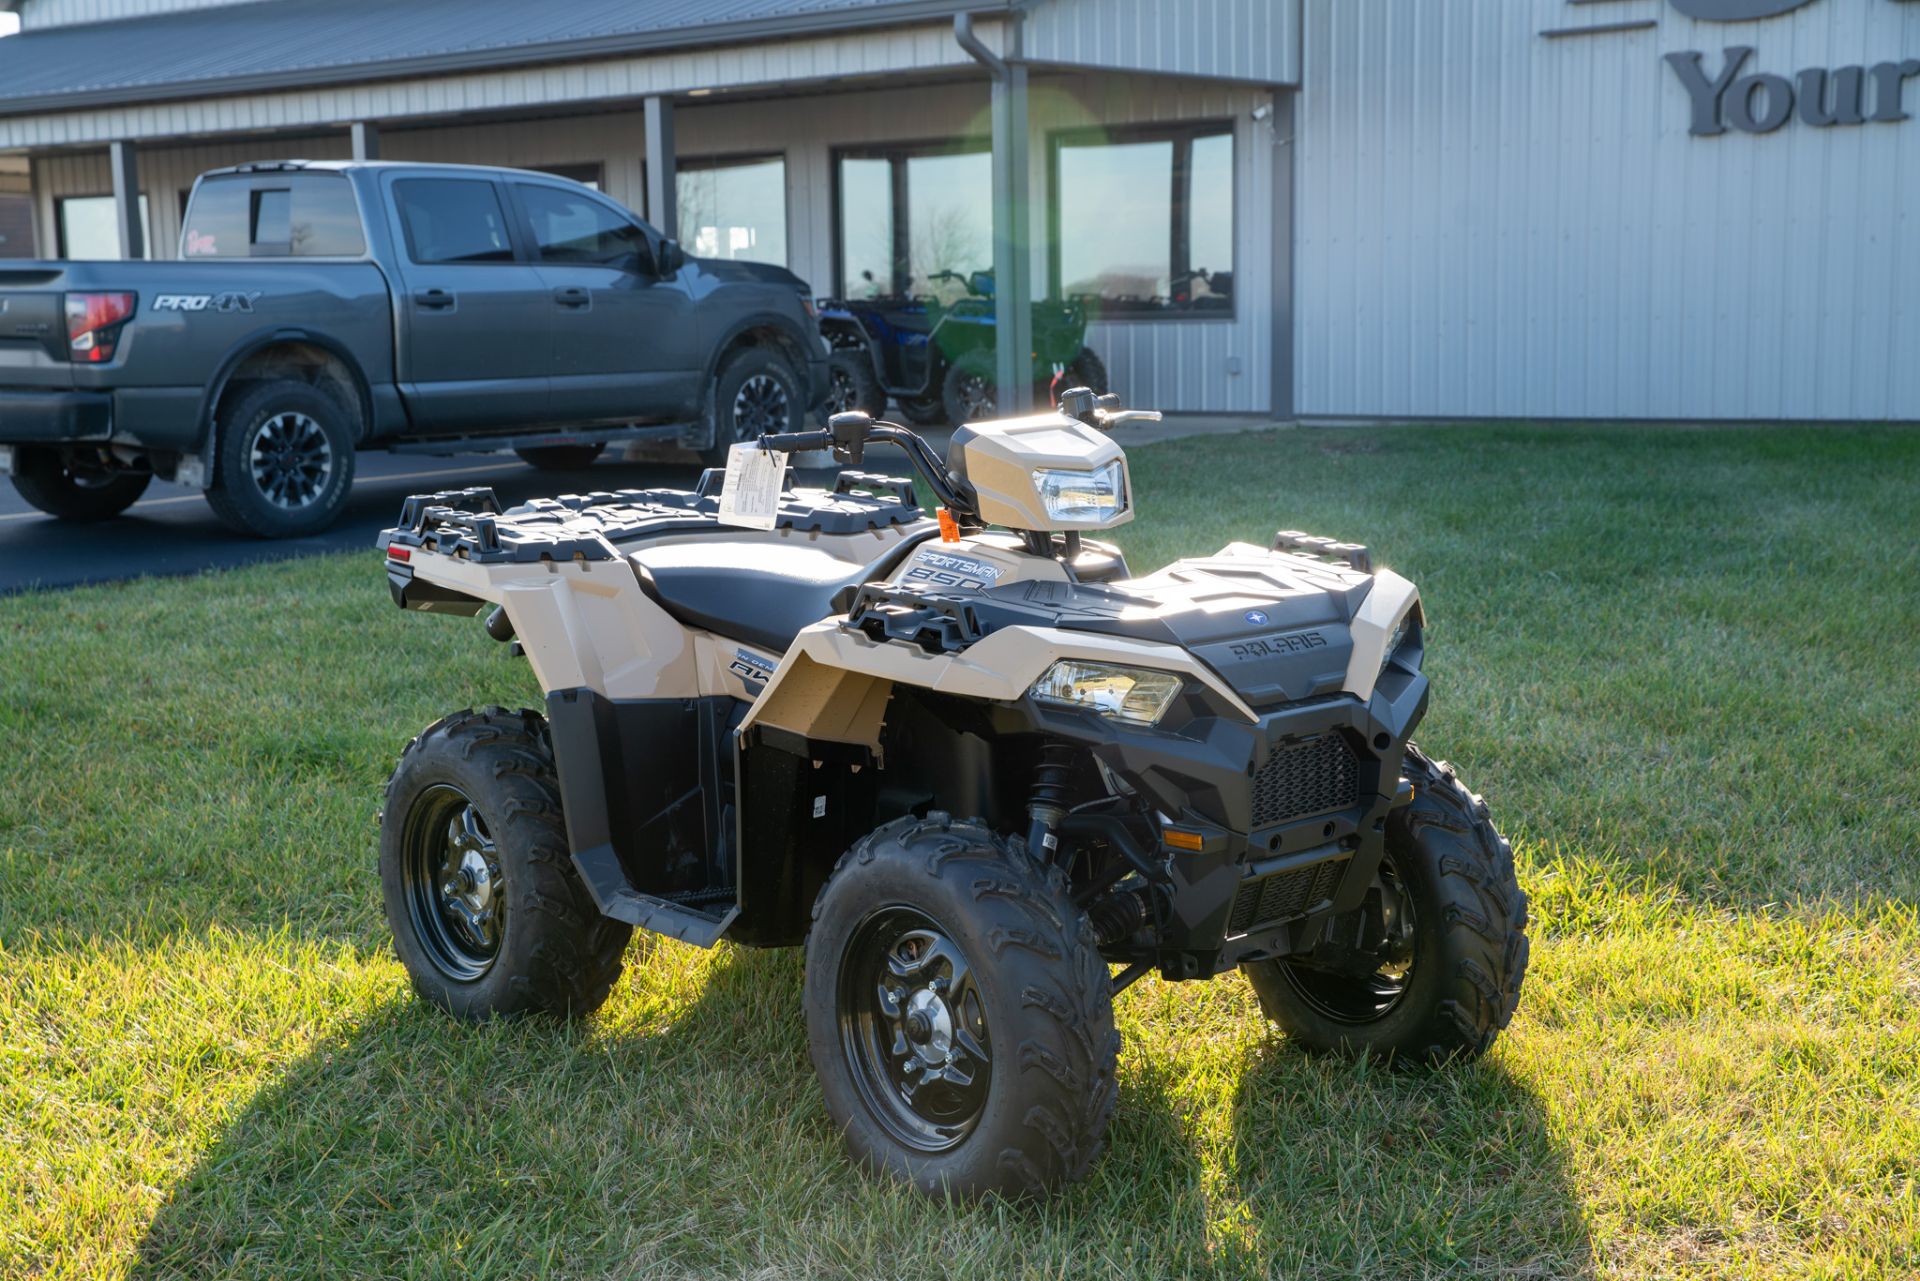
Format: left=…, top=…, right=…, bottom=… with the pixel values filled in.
left=1227, top=856, right=1349, bottom=935
left=1251, top=733, right=1361, bottom=828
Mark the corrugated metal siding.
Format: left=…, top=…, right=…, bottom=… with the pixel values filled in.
left=1025, top=0, right=1299, bottom=85
left=16, top=0, right=257, bottom=30
left=0, top=22, right=984, bottom=148
left=1295, top=0, right=1920, bottom=422
left=30, top=72, right=1273, bottom=413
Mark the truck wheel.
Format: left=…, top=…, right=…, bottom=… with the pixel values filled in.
left=9, top=447, right=150, bottom=521
left=1242, top=746, right=1529, bottom=1062
left=205, top=379, right=356, bottom=538
left=703, top=346, right=804, bottom=467
left=824, top=350, right=884, bottom=418
left=941, top=351, right=998, bottom=425
left=514, top=443, right=605, bottom=471
left=804, top=814, right=1119, bottom=1200
left=380, top=707, right=631, bottom=1021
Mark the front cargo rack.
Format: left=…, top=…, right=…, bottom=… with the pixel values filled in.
left=1271, top=530, right=1372, bottom=574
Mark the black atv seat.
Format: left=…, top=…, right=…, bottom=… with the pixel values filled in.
left=630, top=529, right=936, bottom=655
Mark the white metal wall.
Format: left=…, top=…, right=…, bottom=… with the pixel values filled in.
left=1294, top=0, right=1920, bottom=422
left=32, top=74, right=1276, bottom=413
left=12, top=0, right=255, bottom=30
left=1026, top=0, right=1299, bottom=85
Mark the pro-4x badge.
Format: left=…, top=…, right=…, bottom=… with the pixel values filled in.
left=1244, top=610, right=1269, bottom=626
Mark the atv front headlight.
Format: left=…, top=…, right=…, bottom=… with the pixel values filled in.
left=1029, top=660, right=1182, bottom=725
left=1033, top=461, right=1127, bottom=523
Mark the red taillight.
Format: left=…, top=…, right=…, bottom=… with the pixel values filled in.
left=386, top=545, right=412, bottom=562
left=65, top=292, right=136, bottom=363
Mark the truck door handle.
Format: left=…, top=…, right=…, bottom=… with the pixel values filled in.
left=413, top=289, right=455, bottom=310
left=553, top=287, right=591, bottom=309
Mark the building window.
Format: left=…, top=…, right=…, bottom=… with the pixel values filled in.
left=677, top=154, right=786, bottom=266
left=833, top=143, right=991, bottom=300
left=393, top=178, right=514, bottom=265
left=55, top=194, right=151, bottom=259
left=1050, top=123, right=1234, bottom=317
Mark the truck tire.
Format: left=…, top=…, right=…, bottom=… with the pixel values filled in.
left=9, top=447, right=150, bottom=522
left=702, top=345, right=805, bottom=467
left=825, top=350, right=885, bottom=418
left=380, top=707, right=631, bottom=1021
left=1242, top=746, right=1528, bottom=1062
left=805, top=814, right=1120, bottom=1200
left=205, top=379, right=357, bottom=538
left=514, top=443, right=605, bottom=471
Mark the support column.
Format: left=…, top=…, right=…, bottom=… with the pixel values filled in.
left=989, top=61, right=1033, bottom=414
left=108, top=140, right=143, bottom=260
left=643, top=95, right=677, bottom=242
left=349, top=121, right=380, bottom=161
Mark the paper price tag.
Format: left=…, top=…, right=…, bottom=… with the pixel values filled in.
left=716, top=443, right=787, bottom=530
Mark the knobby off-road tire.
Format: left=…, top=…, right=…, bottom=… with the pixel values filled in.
left=9, top=446, right=150, bottom=521
left=514, top=442, right=606, bottom=471
left=380, top=707, right=631, bottom=1021
left=804, top=814, right=1120, bottom=1199
left=941, top=351, right=998, bottom=425
left=825, top=350, right=885, bottom=418
left=1243, top=746, right=1528, bottom=1061
left=206, top=378, right=357, bottom=538
left=701, top=345, right=805, bottom=467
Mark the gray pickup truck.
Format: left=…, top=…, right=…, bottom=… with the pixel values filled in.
left=0, top=160, right=827, bottom=537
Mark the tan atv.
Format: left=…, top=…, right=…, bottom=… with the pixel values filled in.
left=375, top=389, right=1528, bottom=1200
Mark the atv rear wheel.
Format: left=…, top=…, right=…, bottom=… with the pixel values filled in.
left=380, top=707, right=631, bottom=1020
left=1061, top=346, right=1109, bottom=398
left=514, top=442, right=605, bottom=471
left=825, top=350, right=885, bottom=418
left=1242, top=746, right=1527, bottom=1062
left=805, top=814, right=1119, bottom=1199
left=9, top=446, right=150, bottom=521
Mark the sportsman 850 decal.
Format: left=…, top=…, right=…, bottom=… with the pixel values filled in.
left=904, top=550, right=1006, bottom=592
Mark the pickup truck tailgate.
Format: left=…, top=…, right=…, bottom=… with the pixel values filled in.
left=0, top=267, right=73, bottom=389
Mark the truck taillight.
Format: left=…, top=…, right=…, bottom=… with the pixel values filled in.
left=65, top=291, right=136, bottom=363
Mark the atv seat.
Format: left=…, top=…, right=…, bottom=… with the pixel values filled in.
left=630, top=531, right=935, bottom=655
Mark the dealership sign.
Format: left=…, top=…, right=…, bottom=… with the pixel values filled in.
left=1668, top=46, right=1920, bottom=133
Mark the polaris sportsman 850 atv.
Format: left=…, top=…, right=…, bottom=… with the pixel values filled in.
left=376, top=390, right=1528, bottom=1199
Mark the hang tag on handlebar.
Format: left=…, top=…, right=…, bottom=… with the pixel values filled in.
left=716, top=442, right=787, bottom=530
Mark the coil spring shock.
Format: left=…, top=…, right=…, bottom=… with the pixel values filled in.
left=1026, top=741, right=1075, bottom=865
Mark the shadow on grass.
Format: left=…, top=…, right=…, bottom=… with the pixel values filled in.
left=132, top=946, right=1590, bottom=1279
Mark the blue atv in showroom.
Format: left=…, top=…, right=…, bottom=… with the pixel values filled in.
left=819, top=269, right=1107, bottom=426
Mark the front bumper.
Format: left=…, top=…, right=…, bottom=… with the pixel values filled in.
left=0, top=389, right=112, bottom=443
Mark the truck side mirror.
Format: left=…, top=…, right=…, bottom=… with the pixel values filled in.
left=656, top=238, right=686, bottom=277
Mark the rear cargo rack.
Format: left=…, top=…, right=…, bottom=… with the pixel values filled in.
left=1272, top=530, right=1373, bottom=574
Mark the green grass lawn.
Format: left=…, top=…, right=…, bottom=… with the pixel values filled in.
left=3, top=423, right=1917, bottom=1279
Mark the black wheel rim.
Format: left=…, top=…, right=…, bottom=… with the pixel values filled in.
left=825, top=365, right=858, bottom=415
left=956, top=371, right=995, bottom=422
left=1278, top=851, right=1417, bottom=1024
left=731, top=372, right=792, bottom=438
left=837, top=906, right=993, bottom=1154
left=247, top=410, right=333, bottom=510
left=401, top=784, right=505, bottom=982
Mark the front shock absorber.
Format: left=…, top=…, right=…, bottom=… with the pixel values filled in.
left=1025, top=741, right=1075, bottom=865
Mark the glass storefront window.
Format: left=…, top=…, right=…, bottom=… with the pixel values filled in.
left=55, top=194, right=151, bottom=259
left=677, top=155, right=787, bottom=266
left=834, top=144, right=989, bottom=300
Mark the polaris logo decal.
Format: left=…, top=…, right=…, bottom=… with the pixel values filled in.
left=905, top=551, right=1005, bottom=592
left=153, top=291, right=263, bottom=314
left=1227, top=630, right=1328, bottom=662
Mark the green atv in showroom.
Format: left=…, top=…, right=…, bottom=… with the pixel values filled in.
left=820, top=268, right=1107, bottom=426
left=375, top=389, right=1528, bottom=1200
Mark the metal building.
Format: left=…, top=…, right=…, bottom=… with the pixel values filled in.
left=0, top=0, right=1912, bottom=422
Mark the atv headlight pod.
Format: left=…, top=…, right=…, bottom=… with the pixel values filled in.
left=1030, top=660, right=1183, bottom=725
left=1378, top=616, right=1412, bottom=681
left=1032, top=461, right=1127, bottom=524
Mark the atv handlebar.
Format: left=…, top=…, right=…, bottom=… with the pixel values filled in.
left=758, top=414, right=977, bottom=518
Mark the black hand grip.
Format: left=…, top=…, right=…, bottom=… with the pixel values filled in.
left=756, top=430, right=833, bottom=452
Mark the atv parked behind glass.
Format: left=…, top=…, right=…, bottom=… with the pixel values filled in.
left=819, top=269, right=1107, bottom=426
left=375, top=390, right=1528, bottom=1200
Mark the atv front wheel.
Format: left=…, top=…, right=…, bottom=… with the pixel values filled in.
left=804, top=814, right=1119, bottom=1199
left=380, top=707, right=631, bottom=1020
left=825, top=350, right=885, bottom=418
left=1242, top=746, right=1528, bottom=1061
left=941, top=351, right=999, bottom=425
left=9, top=446, right=150, bottom=521
left=895, top=394, right=948, bottom=427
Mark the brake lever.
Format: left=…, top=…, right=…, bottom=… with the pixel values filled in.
left=1095, top=409, right=1163, bottom=429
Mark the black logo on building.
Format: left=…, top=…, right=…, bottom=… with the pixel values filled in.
left=1668, top=0, right=1818, bottom=19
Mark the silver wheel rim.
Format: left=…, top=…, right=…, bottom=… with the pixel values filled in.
left=731, top=372, right=791, bottom=438
left=957, top=372, right=995, bottom=421
left=247, top=411, right=333, bottom=510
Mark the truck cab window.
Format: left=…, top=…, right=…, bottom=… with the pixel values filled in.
left=517, top=183, right=650, bottom=271
left=184, top=173, right=365, bottom=257
left=395, top=178, right=515, bottom=265
left=251, top=189, right=291, bottom=252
